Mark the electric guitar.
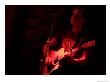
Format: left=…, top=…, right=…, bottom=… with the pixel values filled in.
left=46, top=40, right=96, bottom=74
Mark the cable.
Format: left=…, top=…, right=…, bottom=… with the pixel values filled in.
left=47, top=23, right=54, bottom=42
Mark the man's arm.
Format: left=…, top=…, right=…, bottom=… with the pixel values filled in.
left=42, top=38, right=57, bottom=55
left=41, top=37, right=57, bottom=75
left=73, top=50, right=88, bottom=64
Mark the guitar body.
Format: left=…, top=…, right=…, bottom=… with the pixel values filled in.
left=45, top=40, right=96, bottom=74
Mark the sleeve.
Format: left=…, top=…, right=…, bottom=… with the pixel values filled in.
left=49, top=30, right=67, bottom=50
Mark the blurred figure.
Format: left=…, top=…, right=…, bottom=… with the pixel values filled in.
left=41, top=6, right=95, bottom=75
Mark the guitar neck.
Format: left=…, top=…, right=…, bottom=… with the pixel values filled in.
left=71, top=40, right=96, bottom=54
left=80, top=40, right=96, bottom=49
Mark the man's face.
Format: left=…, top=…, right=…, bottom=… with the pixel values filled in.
left=71, top=8, right=85, bottom=34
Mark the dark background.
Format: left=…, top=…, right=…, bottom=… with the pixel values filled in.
left=5, top=5, right=106, bottom=75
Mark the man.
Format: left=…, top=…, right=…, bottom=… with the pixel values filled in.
left=41, top=7, right=94, bottom=75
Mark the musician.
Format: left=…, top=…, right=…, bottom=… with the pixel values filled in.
left=41, top=7, right=94, bottom=75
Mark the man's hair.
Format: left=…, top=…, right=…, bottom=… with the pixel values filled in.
left=71, top=6, right=87, bottom=19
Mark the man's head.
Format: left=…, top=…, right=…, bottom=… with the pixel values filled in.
left=71, top=7, right=86, bottom=35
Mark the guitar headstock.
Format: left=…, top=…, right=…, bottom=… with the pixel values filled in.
left=81, top=40, right=96, bottom=49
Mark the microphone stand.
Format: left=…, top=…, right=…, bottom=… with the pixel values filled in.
left=39, top=23, right=54, bottom=74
